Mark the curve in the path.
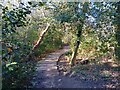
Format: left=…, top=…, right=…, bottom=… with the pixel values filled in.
left=30, top=46, right=87, bottom=88
left=32, top=47, right=107, bottom=88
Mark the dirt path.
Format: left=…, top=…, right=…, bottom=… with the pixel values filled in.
left=29, top=46, right=119, bottom=88
left=29, top=46, right=86, bottom=88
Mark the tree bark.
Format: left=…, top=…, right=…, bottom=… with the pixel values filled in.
left=71, top=3, right=89, bottom=66
left=115, top=1, right=120, bottom=60
left=71, top=23, right=83, bottom=66
left=71, top=40, right=80, bottom=66
left=32, top=23, right=50, bottom=51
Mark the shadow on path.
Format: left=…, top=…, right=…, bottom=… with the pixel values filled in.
left=29, top=46, right=120, bottom=88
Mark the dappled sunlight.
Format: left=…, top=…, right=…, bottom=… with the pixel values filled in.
left=71, top=58, right=120, bottom=88
left=100, top=70, right=112, bottom=77
left=36, top=65, right=57, bottom=71
left=45, top=59, right=58, bottom=61
left=111, top=64, right=118, bottom=67
left=2, top=1, right=120, bottom=88
left=105, top=84, right=116, bottom=88
left=112, top=72, right=119, bottom=77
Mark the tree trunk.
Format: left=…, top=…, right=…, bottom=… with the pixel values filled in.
left=115, top=1, right=120, bottom=60
left=71, top=2, right=89, bottom=66
left=32, top=23, right=50, bottom=51
left=71, top=39, right=80, bottom=66
left=71, top=24, right=83, bottom=66
left=27, top=23, right=50, bottom=59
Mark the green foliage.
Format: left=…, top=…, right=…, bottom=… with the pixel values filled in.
left=2, top=2, right=64, bottom=87
left=1, top=1, right=120, bottom=88
left=28, top=1, right=45, bottom=7
left=115, top=1, right=120, bottom=60
left=2, top=3, right=35, bottom=88
left=64, top=2, right=117, bottom=61
left=64, top=50, right=72, bottom=57
left=34, top=23, right=63, bottom=56
left=78, top=26, right=116, bottom=59
left=2, top=6, right=31, bottom=35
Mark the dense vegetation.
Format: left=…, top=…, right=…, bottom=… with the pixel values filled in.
left=1, top=1, right=120, bottom=88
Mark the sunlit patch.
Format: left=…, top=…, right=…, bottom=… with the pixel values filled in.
left=108, top=59, right=113, bottom=62
left=58, top=79, right=62, bottom=82
left=42, top=58, right=46, bottom=59
left=47, top=68, right=50, bottom=71
left=105, top=84, right=116, bottom=88
left=112, top=72, right=119, bottom=77
left=45, top=59, right=55, bottom=61
left=111, top=64, right=118, bottom=68
left=100, top=70, right=112, bottom=77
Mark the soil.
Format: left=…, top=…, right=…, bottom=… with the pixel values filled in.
left=29, top=46, right=120, bottom=88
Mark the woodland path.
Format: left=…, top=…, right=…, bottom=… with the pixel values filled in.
left=30, top=46, right=86, bottom=88
left=29, top=46, right=119, bottom=88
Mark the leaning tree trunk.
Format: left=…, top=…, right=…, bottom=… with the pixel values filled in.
left=115, top=1, right=120, bottom=60
left=32, top=23, right=50, bottom=51
left=27, top=23, right=50, bottom=59
left=71, top=2, right=89, bottom=66
left=71, top=25, right=83, bottom=66
left=71, top=39, right=80, bottom=66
